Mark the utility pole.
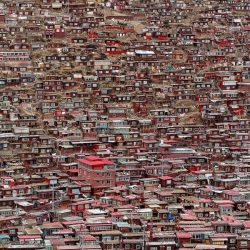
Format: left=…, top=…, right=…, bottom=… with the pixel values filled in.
left=131, top=212, right=134, bottom=232
left=48, top=183, right=55, bottom=223
left=142, top=223, right=146, bottom=250
left=52, top=182, right=55, bottom=214
left=111, top=213, right=114, bottom=250
left=161, top=160, right=164, bottom=177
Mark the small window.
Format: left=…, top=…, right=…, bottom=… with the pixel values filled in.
left=241, top=241, right=247, bottom=247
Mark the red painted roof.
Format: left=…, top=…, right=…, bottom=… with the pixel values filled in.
left=78, top=156, right=115, bottom=168
left=18, top=235, right=42, bottom=240
left=243, top=221, right=250, bottom=229
left=176, top=232, right=191, bottom=238
left=159, top=175, right=173, bottom=180
left=111, top=211, right=124, bottom=216
left=81, top=235, right=97, bottom=241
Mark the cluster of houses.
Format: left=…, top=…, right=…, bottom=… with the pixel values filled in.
left=0, top=0, right=249, bottom=249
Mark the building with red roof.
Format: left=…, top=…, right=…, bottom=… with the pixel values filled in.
left=78, top=156, right=116, bottom=194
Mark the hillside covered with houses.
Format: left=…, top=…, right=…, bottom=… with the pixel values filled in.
left=0, top=0, right=250, bottom=249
